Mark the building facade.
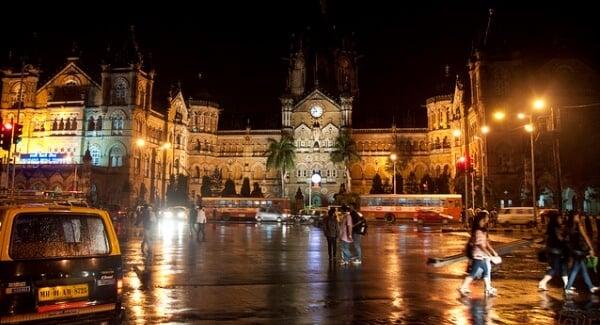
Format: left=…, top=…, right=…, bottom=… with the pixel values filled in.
left=1, top=10, right=598, bottom=213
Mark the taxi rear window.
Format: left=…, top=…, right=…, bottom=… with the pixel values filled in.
left=9, top=213, right=110, bottom=259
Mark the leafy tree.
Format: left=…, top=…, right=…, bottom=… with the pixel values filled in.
left=264, top=135, right=296, bottom=197
left=210, top=167, right=223, bottom=195
left=221, top=178, right=237, bottom=197
left=330, top=132, right=361, bottom=192
left=406, top=172, right=419, bottom=194
left=369, top=173, right=385, bottom=194
left=251, top=182, right=264, bottom=197
left=437, top=168, right=451, bottom=194
left=420, top=174, right=434, bottom=194
left=241, top=177, right=251, bottom=197
left=200, top=175, right=212, bottom=197
left=165, top=174, right=190, bottom=206
left=395, top=174, right=404, bottom=194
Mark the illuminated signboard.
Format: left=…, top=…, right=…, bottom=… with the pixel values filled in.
left=19, top=153, right=69, bottom=164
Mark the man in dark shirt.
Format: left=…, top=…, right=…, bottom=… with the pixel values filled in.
left=135, top=204, right=155, bottom=255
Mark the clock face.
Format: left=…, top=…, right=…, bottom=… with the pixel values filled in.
left=310, top=105, right=323, bottom=118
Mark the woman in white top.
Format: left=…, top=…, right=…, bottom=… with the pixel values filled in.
left=458, top=210, right=500, bottom=297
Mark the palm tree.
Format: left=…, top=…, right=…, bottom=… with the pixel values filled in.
left=330, top=132, right=361, bottom=192
left=264, top=136, right=296, bottom=197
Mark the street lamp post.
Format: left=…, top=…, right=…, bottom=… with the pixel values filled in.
left=453, top=129, right=468, bottom=210
left=390, top=153, right=397, bottom=194
left=475, top=126, right=489, bottom=209
left=308, top=172, right=321, bottom=208
left=519, top=99, right=544, bottom=221
left=526, top=118, right=537, bottom=218
left=550, top=106, right=563, bottom=212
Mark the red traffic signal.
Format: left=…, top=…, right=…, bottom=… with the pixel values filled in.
left=1, top=123, right=13, bottom=150
left=456, top=155, right=473, bottom=174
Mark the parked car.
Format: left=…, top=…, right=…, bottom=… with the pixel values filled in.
left=0, top=199, right=125, bottom=324
left=413, top=210, right=454, bottom=225
left=294, top=208, right=327, bottom=225
left=497, top=207, right=536, bottom=227
left=255, top=207, right=289, bottom=223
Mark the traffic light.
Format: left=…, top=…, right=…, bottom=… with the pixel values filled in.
left=13, top=123, right=23, bottom=144
left=1, top=122, right=12, bottom=151
left=456, top=156, right=467, bottom=174
left=456, top=155, right=474, bottom=174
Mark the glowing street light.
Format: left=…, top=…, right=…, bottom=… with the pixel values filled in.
left=308, top=172, right=322, bottom=208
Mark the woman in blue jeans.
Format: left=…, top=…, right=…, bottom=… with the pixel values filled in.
left=458, top=211, right=500, bottom=297
left=564, top=211, right=598, bottom=295
left=338, top=206, right=354, bottom=265
left=538, top=211, right=569, bottom=290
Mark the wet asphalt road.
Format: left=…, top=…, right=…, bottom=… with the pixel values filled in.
left=116, top=220, right=600, bottom=324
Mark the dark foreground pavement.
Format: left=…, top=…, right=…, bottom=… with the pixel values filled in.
left=117, top=221, right=600, bottom=324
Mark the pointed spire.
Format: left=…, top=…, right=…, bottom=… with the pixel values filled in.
left=483, top=8, right=494, bottom=47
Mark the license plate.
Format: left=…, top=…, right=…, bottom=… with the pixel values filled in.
left=38, top=284, right=89, bottom=302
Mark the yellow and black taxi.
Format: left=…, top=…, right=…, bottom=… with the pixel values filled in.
left=0, top=201, right=125, bottom=324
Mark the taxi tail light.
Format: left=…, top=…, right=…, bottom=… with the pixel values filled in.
left=116, top=277, right=124, bottom=296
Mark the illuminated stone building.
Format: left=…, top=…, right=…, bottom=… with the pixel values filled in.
left=0, top=10, right=598, bottom=213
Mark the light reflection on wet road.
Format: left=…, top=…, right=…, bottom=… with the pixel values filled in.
left=117, top=221, right=600, bottom=324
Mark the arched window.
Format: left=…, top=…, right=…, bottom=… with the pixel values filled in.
left=10, top=82, right=25, bottom=108
left=144, top=155, right=150, bottom=177
left=109, top=147, right=123, bottom=167
left=113, top=78, right=129, bottom=105
left=89, top=144, right=102, bottom=166
left=88, top=117, right=95, bottom=131
left=110, top=111, right=126, bottom=135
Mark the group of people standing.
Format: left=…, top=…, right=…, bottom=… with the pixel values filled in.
left=321, top=202, right=365, bottom=265
left=538, top=210, right=598, bottom=295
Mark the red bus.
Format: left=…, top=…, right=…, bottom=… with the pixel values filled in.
left=200, top=197, right=292, bottom=222
left=358, top=194, right=463, bottom=224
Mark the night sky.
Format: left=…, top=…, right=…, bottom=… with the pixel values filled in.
left=1, top=1, right=598, bottom=129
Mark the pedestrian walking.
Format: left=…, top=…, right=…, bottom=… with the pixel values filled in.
left=348, top=202, right=363, bottom=264
left=538, top=210, right=570, bottom=291
left=322, top=207, right=340, bottom=262
left=489, top=206, right=498, bottom=228
left=135, top=204, right=156, bottom=255
left=564, top=210, right=598, bottom=295
left=458, top=210, right=500, bottom=297
left=196, top=206, right=207, bottom=241
left=188, top=203, right=198, bottom=236
left=339, top=205, right=354, bottom=265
